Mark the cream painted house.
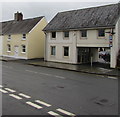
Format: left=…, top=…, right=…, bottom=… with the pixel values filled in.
left=1, top=12, right=47, bottom=59
left=43, top=3, right=120, bottom=68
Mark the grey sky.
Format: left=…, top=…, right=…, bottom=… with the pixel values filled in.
left=1, top=2, right=118, bottom=22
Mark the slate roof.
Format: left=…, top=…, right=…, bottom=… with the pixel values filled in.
left=0, top=16, right=44, bottom=35
left=43, top=3, right=119, bottom=31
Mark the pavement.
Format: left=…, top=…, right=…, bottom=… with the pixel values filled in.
left=0, top=56, right=120, bottom=77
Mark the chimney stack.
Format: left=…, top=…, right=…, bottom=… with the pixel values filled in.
left=14, top=11, right=23, bottom=21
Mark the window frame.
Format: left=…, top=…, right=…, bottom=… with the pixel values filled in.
left=21, top=45, right=26, bottom=53
left=22, top=34, right=26, bottom=40
left=8, top=35, right=11, bottom=40
left=81, top=30, right=87, bottom=38
left=98, top=29, right=105, bottom=37
left=51, top=32, right=56, bottom=39
left=63, top=46, right=69, bottom=57
left=7, top=44, right=11, bottom=52
left=64, top=31, right=69, bottom=38
left=51, top=46, right=56, bottom=56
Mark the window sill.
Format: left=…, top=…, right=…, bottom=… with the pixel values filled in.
left=80, top=37, right=87, bottom=40
left=21, top=52, right=26, bottom=54
left=63, top=56, right=69, bottom=59
left=97, top=37, right=105, bottom=39
left=7, top=51, right=11, bottom=53
left=22, top=38, right=26, bottom=40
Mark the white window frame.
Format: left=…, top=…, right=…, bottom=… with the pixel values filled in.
left=7, top=44, right=11, bottom=52
left=51, top=46, right=56, bottom=56
left=22, top=34, right=26, bottom=40
left=8, top=35, right=11, bottom=41
left=21, top=45, right=26, bottom=53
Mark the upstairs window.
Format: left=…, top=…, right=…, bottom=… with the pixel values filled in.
left=21, top=45, right=26, bottom=53
left=81, top=30, right=87, bottom=37
left=64, top=47, right=69, bottom=57
left=7, top=44, right=11, bottom=52
left=22, top=34, right=26, bottom=40
left=51, top=46, right=56, bottom=56
left=51, top=32, right=56, bottom=38
left=64, top=31, right=69, bottom=38
left=98, top=29, right=105, bottom=37
left=8, top=35, right=11, bottom=40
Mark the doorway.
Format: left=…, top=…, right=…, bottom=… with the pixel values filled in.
left=77, top=47, right=90, bottom=63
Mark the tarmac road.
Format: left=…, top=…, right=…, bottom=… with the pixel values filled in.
left=1, top=61, right=118, bottom=116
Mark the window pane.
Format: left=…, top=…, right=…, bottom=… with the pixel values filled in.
left=64, top=31, right=69, bottom=37
left=22, top=45, right=26, bottom=52
left=64, top=47, right=69, bottom=56
left=81, top=30, right=87, bottom=37
left=51, top=46, right=56, bottom=55
left=23, top=34, right=26, bottom=38
left=98, top=29, right=105, bottom=37
left=52, top=32, right=56, bottom=38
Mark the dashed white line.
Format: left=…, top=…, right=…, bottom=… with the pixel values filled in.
left=5, top=88, right=16, bottom=93
left=19, top=93, right=31, bottom=99
left=56, top=108, right=75, bottom=116
left=26, top=101, right=42, bottom=109
left=48, top=111, right=63, bottom=117
left=108, top=76, right=117, bottom=80
left=0, top=89, right=8, bottom=93
left=9, top=94, right=22, bottom=100
left=35, top=100, right=51, bottom=107
left=0, top=85, right=3, bottom=88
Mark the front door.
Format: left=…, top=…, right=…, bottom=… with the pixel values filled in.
left=77, top=47, right=90, bottom=63
left=14, top=46, right=19, bottom=58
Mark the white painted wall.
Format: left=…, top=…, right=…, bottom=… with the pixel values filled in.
left=0, top=36, right=3, bottom=56
left=45, top=29, right=111, bottom=64
left=111, top=16, right=120, bottom=68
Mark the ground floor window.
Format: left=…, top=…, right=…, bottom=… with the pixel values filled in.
left=51, top=46, right=56, bottom=56
left=7, top=44, right=11, bottom=52
left=63, top=46, right=69, bottom=57
left=21, top=45, right=26, bottom=53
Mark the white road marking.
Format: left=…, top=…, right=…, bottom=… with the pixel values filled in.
left=55, top=76, right=65, bottom=79
left=108, top=76, right=117, bottom=80
left=5, top=88, right=16, bottom=93
left=0, top=89, right=8, bottom=93
left=35, top=100, right=51, bottom=107
left=9, top=94, right=22, bottom=100
left=56, top=108, right=75, bottom=116
left=19, top=93, right=31, bottom=99
left=48, top=111, right=63, bottom=117
left=0, top=85, right=3, bottom=88
left=26, top=101, right=42, bottom=109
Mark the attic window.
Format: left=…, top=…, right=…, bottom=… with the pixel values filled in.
left=98, top=29, right=105, bottom=37
left=51, top=32, right=56, bottom=38
left=81, top=30, right=87, bottom=37
left=23, top=34, right=26, bottom=39
left=64, top=31, right=69, bottom=38
left=8, top=35, right=11, bottom=40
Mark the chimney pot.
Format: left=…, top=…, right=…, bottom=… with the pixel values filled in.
left=14, top=11, right=23, bottom=21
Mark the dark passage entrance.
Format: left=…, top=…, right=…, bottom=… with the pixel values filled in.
left=77, top=47, right=90, bottom=63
